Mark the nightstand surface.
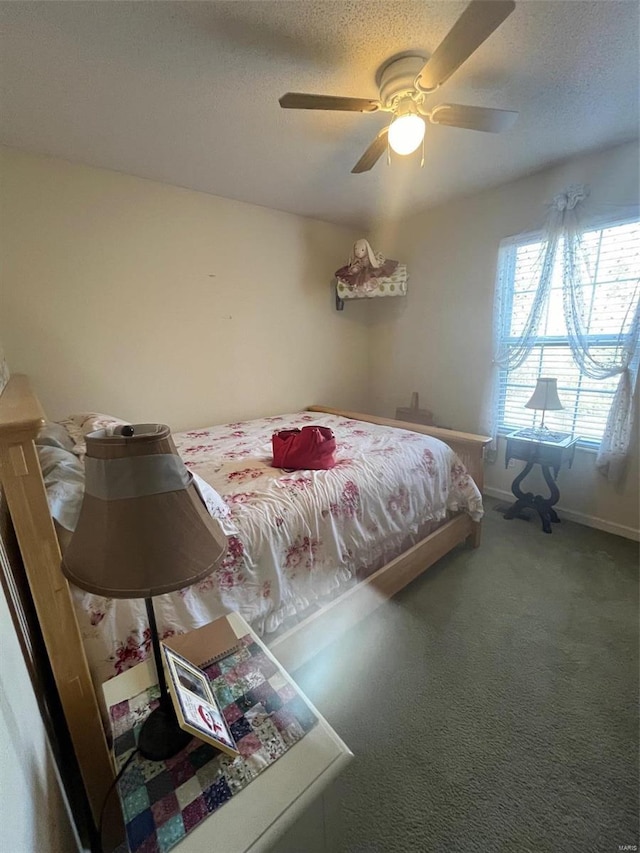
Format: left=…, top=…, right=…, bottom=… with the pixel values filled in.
left=103, top=612, right=353, bottom=853
left=505, top=429, right=578, bottom=476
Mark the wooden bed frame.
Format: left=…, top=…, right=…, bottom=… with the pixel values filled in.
left=0, top=375, right=491, bottom=827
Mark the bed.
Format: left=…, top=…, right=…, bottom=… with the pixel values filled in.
left=0, top=374, right=491, bottom=825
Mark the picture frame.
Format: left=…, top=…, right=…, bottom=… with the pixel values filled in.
left=162, top=645, right=239, bottom=757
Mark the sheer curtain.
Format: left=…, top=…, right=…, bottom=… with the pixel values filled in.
left=560, top=190, right=640, bottom=480
left=490, top=185, right=640, bottom=482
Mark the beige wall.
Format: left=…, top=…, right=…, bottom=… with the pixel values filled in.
left=368, top=141, right=639, bottom=537
left=1, top=144, right=637, bottom=536
left=0, top=147, right=369, bottom=432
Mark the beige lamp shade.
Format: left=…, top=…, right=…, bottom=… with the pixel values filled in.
left=61, top=424, right=227, bottom=599
left=524, top=378, right=564, bottom=412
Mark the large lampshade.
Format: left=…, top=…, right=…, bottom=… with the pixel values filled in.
left=61, top=423, right=227, bottom=762
left=61, top=424, right=227, bottom=599
left=524, top=378, right=564, bottom=413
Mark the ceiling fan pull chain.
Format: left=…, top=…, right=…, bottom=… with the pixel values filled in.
left=420, top=136, right=425, bottom=168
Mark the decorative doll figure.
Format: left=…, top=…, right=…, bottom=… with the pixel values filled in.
left=335, top=239, right=399, bottom=294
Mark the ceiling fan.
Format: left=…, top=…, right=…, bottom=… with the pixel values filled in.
left=279, top=0, right=518, bottom=173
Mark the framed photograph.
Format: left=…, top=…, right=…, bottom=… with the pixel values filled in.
left=162, top=645, right=239, bottom=757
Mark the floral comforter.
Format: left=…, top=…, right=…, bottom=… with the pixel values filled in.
left=73, top=412, right=483, bottom=690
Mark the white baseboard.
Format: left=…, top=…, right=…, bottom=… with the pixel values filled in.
left=483, top=486, right=640, bottom=542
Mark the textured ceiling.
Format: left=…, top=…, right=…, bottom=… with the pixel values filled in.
left=1, top=1, right=638, bottom=228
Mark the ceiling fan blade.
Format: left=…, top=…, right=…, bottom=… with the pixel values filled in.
left=351, top=127, right=390, bottom=174
left=279, top=93, right=380, bottom=112
left=417, top=0, right=515, bottom=91
left=429, top=103, right=518, bottom=132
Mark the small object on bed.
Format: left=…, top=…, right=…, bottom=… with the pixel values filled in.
left=272, top=425, right=336, bottom=470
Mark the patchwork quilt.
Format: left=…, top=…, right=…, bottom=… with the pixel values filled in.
left=111, top=635, right=317, bottom=853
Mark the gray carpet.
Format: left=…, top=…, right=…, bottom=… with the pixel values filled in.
left=292, top=500, right=639, bottom=853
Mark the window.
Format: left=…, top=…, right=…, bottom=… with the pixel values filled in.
left=496, top=218, right=640, bottom=445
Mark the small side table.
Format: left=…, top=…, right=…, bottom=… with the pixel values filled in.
left=503, top=429, right=578, bottom=534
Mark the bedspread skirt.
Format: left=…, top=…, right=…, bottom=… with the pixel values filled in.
left=70, top=412, right=482, bottom=697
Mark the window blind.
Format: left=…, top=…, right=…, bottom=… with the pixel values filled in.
left=497, top=219, right=640, bottom=445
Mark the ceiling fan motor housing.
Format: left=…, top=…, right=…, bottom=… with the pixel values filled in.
left=377, top=54, right=427, bottom=109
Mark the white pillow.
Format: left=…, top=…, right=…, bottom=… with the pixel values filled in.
left=56, top=413, right=129, bottom=458
left=36, top=445, right=85, bottom=532
left=36, top=421, right=76, bottom=453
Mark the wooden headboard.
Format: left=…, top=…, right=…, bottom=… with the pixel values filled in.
left=0, top=375, right=114, bottom=822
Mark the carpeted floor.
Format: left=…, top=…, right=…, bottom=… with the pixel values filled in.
left=291, top=499, right=639, bottom=853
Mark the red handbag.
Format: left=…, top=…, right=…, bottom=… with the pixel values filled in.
left=272, top=426, right=336, bottom=470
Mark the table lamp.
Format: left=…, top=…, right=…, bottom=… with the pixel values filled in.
left=524, top=377, right=564, bottom=431
left=61, top=423, right=227, bottom=761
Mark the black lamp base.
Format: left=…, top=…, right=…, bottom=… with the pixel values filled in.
left=138, top=704, right=193, bottom=761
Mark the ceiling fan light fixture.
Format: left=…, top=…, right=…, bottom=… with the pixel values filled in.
left=280, top=2, right=519, bottom=174
left=388, top=113, right=425, bottom=156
